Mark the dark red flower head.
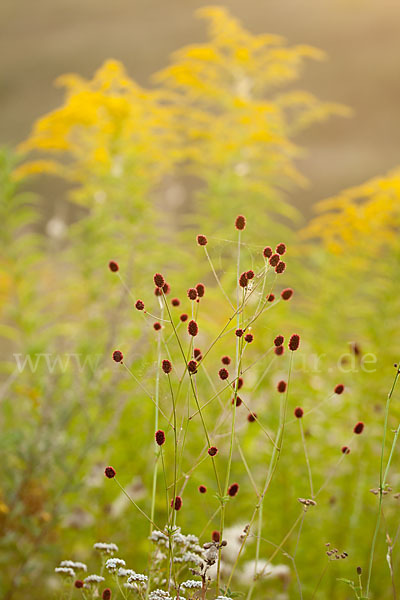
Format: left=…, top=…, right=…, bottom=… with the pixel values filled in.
left=289, top=334, right=300, bottom=351
left=104, top=466, right=116, bottom=479
left=275, top=345, right=284, bottom=356
left=171, top=496, right=182, bottom=511
left=188, top=288, right=198, bottom=300
left=153, top=322, right=162, bottom=331
left=275, top=261, right=286, bottom=274
left=232, top=396, right=242, bottom=406
left=197, top=234, right=208, bottom=246
left=228, top=483, right=239, bottom=497
left=274, top=335, right=284, bottom=347
left=212, top=530, right=220, bottom=542
left=235, top=215, right=246, bottom=230
left=162, top=359, right=172, bottom=374
left=196, top=283, right=205, bottom=298
left=294, top=407, right=304, bottom=419
left=269, top=253, right=280, bottom=267
left=155, top=429, right=166, bottom=446
left=162, top=282, right=170, bottom=295
left=135, top=299, right=145, bottom=311
left=246, top=270, right=255, bottom=280
left=154, top=273, right=165, bottom=288
left=234, top=377, right=244, bottom=390
left=277, top=380, right=287, bottom=393
left=154, top=287, right=162, bottom=296
left=208, top=446, right=218, bottom=457
left=198, top=485, right=207, bottom=494
left=276, top=243, right=286, bottom=255
left=188, top=360, right=198, bottom=374
left=188, top=320, right=199, bottom=336
left=235, top=328, right=244, bottom=337
left=239, top=272, right=248, bottom=288
left=247, top=412, right=257, bottom=422
left=245, top=333, right=254, bottom=343
left=180, top=313, right=188, bottom=322
left=219, top=368, right=229, bottom=380
left=281, top=288, right=293, bottom=301
left=263, top=246, right=272, bottom=258
left=75, top=580, right=84, bottom=589
left=194, top=347, right=202, bottom=360
left=108, top=260, right=119, bottom=272
left=353, top=421, right=364, bottom=435
left=222, top=355, right=231, bottom=365
left=267, top=293, right=275, bottom=302
left=341, top=446, right=350, bottom=454
left=102, top=589, right=112, bottom=600
left=334, top=384, right=345, bottom=395
left=112, top=350, right=123, bottom=363
left=171, top=298, right=180, bottom=307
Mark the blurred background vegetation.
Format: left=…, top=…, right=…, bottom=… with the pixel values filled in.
left=1, top=2, right=400, bottom=599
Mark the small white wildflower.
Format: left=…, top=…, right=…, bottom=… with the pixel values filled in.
left=55, top=567, right=75, bottom=577
left=59, top=560, right=87, bottom=572
left=173, top=532, right=186, bottom=544
left=93, top=542, right=119, bottom=555
left=124, top=582, right=136, bottom=590
left=149, top=590, right=172, bottom=600
left=118, top=567, right=135, bottom=578
left=84, top=574, right=105, bottom=585
left=180, top=580, right=202, bottom=589
left=181, top=551, right=203, bottom=565
left=128, top=573, right=148, bottom=584
left=149, top=530, right=168, bottom=544
left=105, top=557, right=126, bottom=573
left=216, top=596, right=231, bottom=600
left=185, top=534, right=199, bottom=546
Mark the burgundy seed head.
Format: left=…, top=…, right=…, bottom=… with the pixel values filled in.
left=180, top=313, right=188, bottom=322
left=334, top=384, right=345, bottom=395
left=232, top=396, right=242, bottom=406
left=274, top=335, right=284, bottom=347
left=198, top=485, right=207, bottom=494
left=154, top=287, right=162, bottom=296
left=212, top=530, right=220, bottom=542
left=155, top=429, right=166, bottom=446
left=275, top=346, right=284, bottom=356
left=188, top=288, right=198, bottom=300
left=246, top=270, right=255, bottom=280
left=235, top=328, right=244, bottom=337
left=263, top=246, right=272, bottom=258
left=267, top=293, right=275, bottom=302
left=219, top=368, right=229, bottom=380
left=75, top=581, right=84, bottom=589
left=281, top=288, right=294, bottom=301
left=245, top=333, right=254, bottom=343
left=104, top=466, right=116, bottom=479
left=248, top=412, right=257, bottom=422
left=342, top=446, right=350, bottom=454
left=357, top=567, right=362, bottom=575
left=194, top=350, right=202, bottom=362
left=162, top=282, right=170, bottom=295
left=153, top=322, right=162, bottom=331
left=112, top=350, right=123, bottom=363
left=276, top=243, right=286, bottom=255
left=197, top=234, right=208, bottom=246
left=235, top=215, right=246, bottom=230
left=171, top=298, right=180, bottom=307
left=222, top=355, right=231, bottom=365
left=188, top=320, right=199, bottom=336
left=237, top=377, right=244, bottom=390
left=228, top=483, right=239, bottom=497
left=102, top=589, right=112, bottom=600
left=269, top=253, right=280, bottom=267
left=277, top=380, right=287, bottom=393
left=289, top=334, right=300, bottom=351
left=196, top=283, right=205, bottom=298
left=239, top=272, right=248, bottom=288
left=294, top=407, right=304, bottom=418
left=154, top=273, right=165, bottom=288
left=108, top=260, right=119, bottom=272
left=162, top=359, right=172, bottom=374
left=172, top=496, right=182, bottom=511
left=208, top=446, right=218, bottom=457
left=135, top=299, right=145, bottom=311
left=188, top=360, right=198, bottom=374
left=275, top=261, right=286, bottom=274
left=354, top=421, right=364, bottom=435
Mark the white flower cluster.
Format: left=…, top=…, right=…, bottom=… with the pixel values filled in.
left=93, top=542, right=119, bottom=555
left=181, top=551, right=203, bottom=565
left=59, top=560, right=87, bottom=572
left=216, top=596, right=231, bottom=600
left=105, top=557, right=126, bottom=573
left=54, top=567, right=75, bottom=578
left=149, top=530, right=169, bottom=545
left=118, top=567, right=136, bottom=578
left=83, top=574, right=105, bottom=586
left=127, top=573, right=148, bottom=584
left=180, top=579, right=202, bottom=589
left=149, top=590, right=173, bottom=600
